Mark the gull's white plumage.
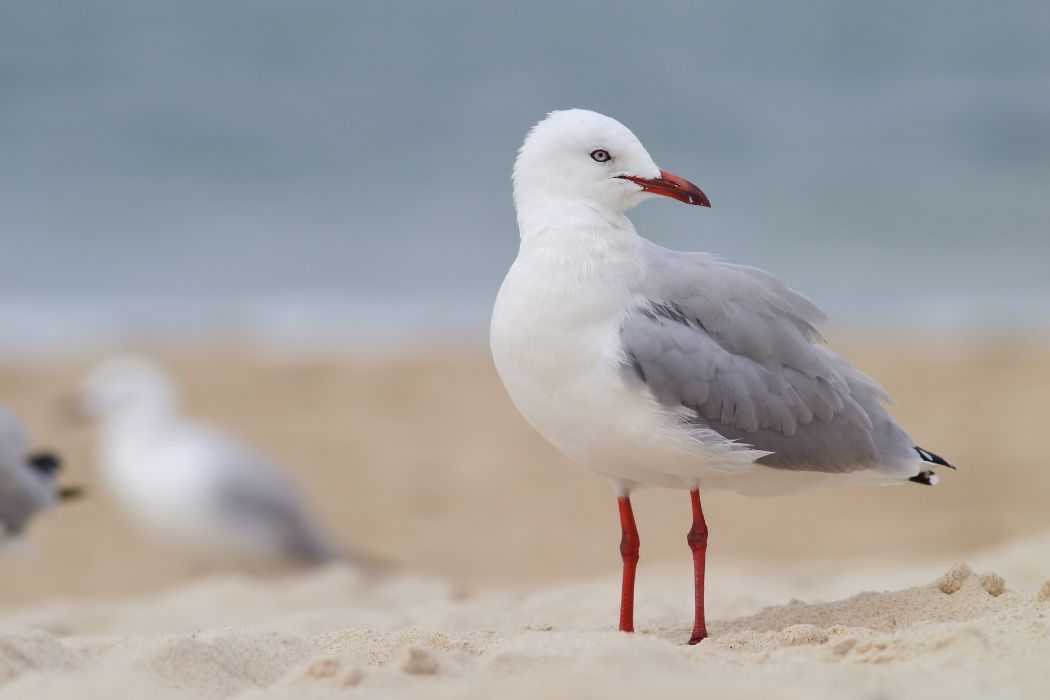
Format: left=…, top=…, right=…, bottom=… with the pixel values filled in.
left=78, top=356, right=338, bottom=568
left=492, top=109, right=948, bottom=497
left=491, top=108, right=952, bottom=643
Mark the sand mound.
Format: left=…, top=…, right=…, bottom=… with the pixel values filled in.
left=1, top=549, right=1049, bottom=699
left=0, top=627, right=77, bottom=685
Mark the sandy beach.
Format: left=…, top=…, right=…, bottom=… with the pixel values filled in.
left=1, top=334, right=1049, bottom=698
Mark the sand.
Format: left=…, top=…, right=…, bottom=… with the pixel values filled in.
left=2, top=550, right=1050, bottom=699
left=1, top=335, right=1049, bottom=698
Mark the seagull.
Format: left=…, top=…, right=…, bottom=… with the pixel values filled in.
left=0, top=406, right=80, bottom=543
left=490, top=109, right=954, bottom=644
left=76, top=355, right=343, bottom=570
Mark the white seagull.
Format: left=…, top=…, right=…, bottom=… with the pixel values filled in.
left=76, top=355, right=341, bottom=570
left=0, top=406, right=80, bottom=543
left=490, top=109, right=954, bottom=643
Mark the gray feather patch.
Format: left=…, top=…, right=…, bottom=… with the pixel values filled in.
left=620, top=241, right=919, bottom=477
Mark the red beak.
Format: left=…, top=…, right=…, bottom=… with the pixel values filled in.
left=618, top=170, right=711, bottom=207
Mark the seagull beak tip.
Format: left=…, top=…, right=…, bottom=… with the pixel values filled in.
left=620, top=170, right=710, bottom=208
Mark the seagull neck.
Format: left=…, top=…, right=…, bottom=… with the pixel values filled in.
left=101, top=402, right=176, bottom=437
left=517, top=200, right=638, bottom=247
left=511, top=201, right=647, bottom=308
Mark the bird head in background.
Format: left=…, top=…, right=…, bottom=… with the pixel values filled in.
left=74, top=355, right=180, bottom=424
left=512, top=109, right=710, bottom=217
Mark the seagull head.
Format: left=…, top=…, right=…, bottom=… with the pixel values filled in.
left=513, top=109, right=709, bottom=215
left=75, top=355, right=179, bottom=424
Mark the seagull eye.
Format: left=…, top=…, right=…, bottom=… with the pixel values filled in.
left=590, top=149, right=611, bottom=163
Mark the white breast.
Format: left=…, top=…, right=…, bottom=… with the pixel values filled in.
left=490, top=210, right=741, bottom=490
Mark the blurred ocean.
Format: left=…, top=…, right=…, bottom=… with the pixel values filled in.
left=1, top=1, right=1048, bottom=355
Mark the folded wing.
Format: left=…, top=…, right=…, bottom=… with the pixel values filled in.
left=620, top=241, right=920, bottom=477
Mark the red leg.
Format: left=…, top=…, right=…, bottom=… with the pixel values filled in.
left=617, top=495, right=640, bottom=633
left=687, top=488, right=709, bottom=644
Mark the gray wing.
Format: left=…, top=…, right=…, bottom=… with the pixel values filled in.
left=0, top=409, right=54, bottom=536
left=0, top=467, right=54, bottom=536
left=211, top=439, right=337, bottom=565
left=620, top=241, right=920, bottom=477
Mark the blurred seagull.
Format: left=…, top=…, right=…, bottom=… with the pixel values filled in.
left=0, top=406, right=80, bottom=543
left=76, top=355, right=341, bottom=569
left=491, top=109, right=954, bottom=644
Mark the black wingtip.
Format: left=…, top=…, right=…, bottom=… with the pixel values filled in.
left=909, top=470, right=939, bottom=486
left=28, top=451, right=62, bottom=476
left=915, top=446, right=955, bottom=470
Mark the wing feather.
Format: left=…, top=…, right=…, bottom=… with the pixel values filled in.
left=621, top=242, right=918, bottom=477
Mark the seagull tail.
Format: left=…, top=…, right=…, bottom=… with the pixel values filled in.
left=915, top=446, right=956, bottom=469
left=908, top=470, right=939, bottom=486
left=909, top=446, right=956, bottom=486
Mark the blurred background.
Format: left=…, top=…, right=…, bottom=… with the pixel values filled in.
left=1, top=1, right=1048, bottom=604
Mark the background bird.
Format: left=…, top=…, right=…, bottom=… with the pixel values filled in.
left=75, top=355, right=347, bottom=571
left=491, top=109, right=954, bottom=644
left=0, top=406, right=80, bottom=544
